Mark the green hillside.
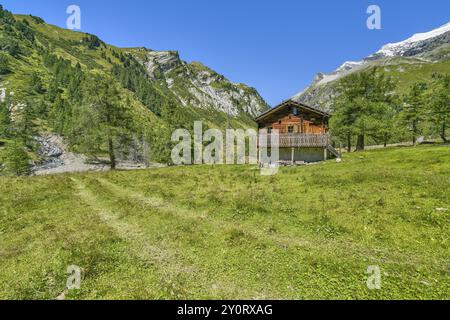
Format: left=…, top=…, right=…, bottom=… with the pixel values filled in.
left=295, top=43, right=449, bottom=150
left=0, top=7, right=268, bottom=174
left=297, top=53, right=450, bottom=112
left=0, top=145, right=449, bottom=299
left=385, top=55, right=450, bottom=94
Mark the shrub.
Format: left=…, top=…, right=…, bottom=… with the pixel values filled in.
left=0, top=141, right=31, bottom=176
left=83, top=34, right=104, bottom=49
left=30, top=15, right=45, bottom=24
left=0, top=53, right=10, bottom=74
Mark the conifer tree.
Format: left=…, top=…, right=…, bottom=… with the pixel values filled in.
left=331, top=68, right=396, bottom=151
left=402, top=83, right=427, bottom=145
left=428, top=73, right=449, bottom=142
left=80, top=76, right=133, bottom=169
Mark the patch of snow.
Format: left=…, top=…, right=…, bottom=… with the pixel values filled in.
left=376, top=22, right=450, bottom=57
left=335, top=61, right=364, bottom=74
left=297, top=60, right=365, bottom=92
left=293, top=22, right=450, bottom=100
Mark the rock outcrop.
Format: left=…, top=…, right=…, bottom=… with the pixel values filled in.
left=131, top=48, right=269, bottom=118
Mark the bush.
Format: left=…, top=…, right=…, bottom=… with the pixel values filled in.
left=30, top=15, right=45, bottom=24
left=0, top=141, right=31, bottom=176
left=30, top=71, right=45, bottom=93
left=0, top=53, right=10, bottom=74
left=15, top=20, right=35, bottom=42
left=0, top=38, right=21, bottom=57
left=83, top=34, right=104, bottom=49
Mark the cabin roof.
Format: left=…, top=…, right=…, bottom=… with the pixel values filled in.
left=255, top=100, right=329, bottom=123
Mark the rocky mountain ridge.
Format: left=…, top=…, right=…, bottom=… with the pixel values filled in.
left=131, top=48, right=267, bottom=118
left=293, top=22, right=450, bottom=110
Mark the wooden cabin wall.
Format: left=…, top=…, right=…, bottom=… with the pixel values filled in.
left=260, top=114, right=327, bottom=134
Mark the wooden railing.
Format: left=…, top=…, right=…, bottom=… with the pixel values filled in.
left=258, top=133, right=330, bottom=148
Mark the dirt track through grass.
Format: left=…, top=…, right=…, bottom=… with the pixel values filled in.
left=94, top=176, right=447, bottom=271
left=1, top=146, right=449, bottom=299
left=70, top=176, right=266, bottom=299
left=71, top=177, right=178, bottom=266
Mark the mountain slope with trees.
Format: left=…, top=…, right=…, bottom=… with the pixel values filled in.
left=0, top=6, right=269, bottom=175
left=294, top=23, right=449, bottom=150
left=329, top=67, right=448, bottom=151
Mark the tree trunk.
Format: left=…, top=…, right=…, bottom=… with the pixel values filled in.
left=143, top=138, right=150, bottom=168
left=347, top=132, right=352, bottom=153
left=108, top=137, right=116, bottom=170
left=384, top=133, right=388, bottom=148
left=412, top=121, right=417, bottom=146
left=356, top=135, right=365, bottom=152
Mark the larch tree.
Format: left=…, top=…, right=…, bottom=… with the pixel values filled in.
left=331, top=67, right=397, bottom=151
left=402, top=82, right=427, bottom=145
left=428, top=73, right=449, bottom=143
left=82, top=75, right=133, bottom=170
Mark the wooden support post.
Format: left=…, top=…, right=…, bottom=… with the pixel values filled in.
left=291, top=148, right=295, bottom=165
left=324, top=147, right=328, bottom=161
left=300, top=117, right=304, bottom=134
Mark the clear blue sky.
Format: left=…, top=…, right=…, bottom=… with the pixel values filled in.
left=2, top=0, right=449, bottom=106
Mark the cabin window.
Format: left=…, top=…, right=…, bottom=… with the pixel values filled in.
left=268, top=127, right=273, bottom=134
left=293, top=108, right=299, bottom=116
left=288, top=126, right=294, bottom=134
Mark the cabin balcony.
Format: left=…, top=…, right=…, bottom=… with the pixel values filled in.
left=258, top=133, right=330, bottom=148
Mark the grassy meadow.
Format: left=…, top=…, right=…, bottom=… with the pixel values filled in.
left=0, top=145, right=449, bottom=300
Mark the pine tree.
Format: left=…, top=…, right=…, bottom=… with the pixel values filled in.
left=428, top=73, right=449, bottom=143
left=13, top=101, right=36, bottom=148
left=79, top=76, right=133, bottom=169
left=0, top=141, right=30, bottom=176
left=402, top=83, right=427, bottom=145
left=331, top=68, right=396, bottom=151
left=0, top=101, right=11, bottom=138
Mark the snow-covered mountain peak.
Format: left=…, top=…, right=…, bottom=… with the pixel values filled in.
left=335, top=61, right=364, bottom=74
left=375, top=22, right=450, bottom=57
left=308, top=61, right=364, bottom=87
left=406, top=22, right=450, bottom=42
left=292, top=22, right=450, bottom=109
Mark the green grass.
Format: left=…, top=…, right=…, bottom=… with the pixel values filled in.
left=0, top=145, right=449, bottom=300
left=386, top=57, right=450, bottom=95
